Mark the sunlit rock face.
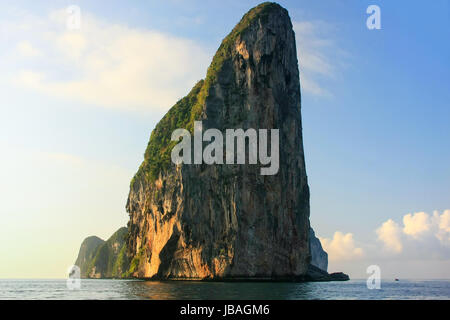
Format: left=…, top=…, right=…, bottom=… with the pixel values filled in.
left=126, top=2, right=311, bottom=280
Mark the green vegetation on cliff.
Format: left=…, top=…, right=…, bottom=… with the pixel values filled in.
left=74, top=236, right=104, bottom=276
left=132, top=80, right=205, bottom=184
left=130, top=2, right=281, bottom=187
left=74, top=227, right=129, bottom=278
left=204, top=2, right=279, bottom=86
left=124, top=247, right=145, bottom=278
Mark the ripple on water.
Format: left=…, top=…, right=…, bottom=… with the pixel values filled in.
left=0, top=279, right=448, bottom=300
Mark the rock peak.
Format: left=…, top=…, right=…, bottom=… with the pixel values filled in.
left=206, top=2, right=292, bottom=87
left=239, top=2, right=287, bottom=22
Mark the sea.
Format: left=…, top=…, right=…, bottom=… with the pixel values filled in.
left=0, top=279, right=449, bottom=300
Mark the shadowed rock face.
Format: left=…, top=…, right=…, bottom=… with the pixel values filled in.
left=74, top=228, right=129, bottom=279
left=126, top=2, right=310, bottom=280
left=75, top=236, right=104, bottom=276
left=309, top=228, right=328, bottom=272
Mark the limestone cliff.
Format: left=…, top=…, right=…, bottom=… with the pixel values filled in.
left=74, top=236, right=104, bottom=276
left=74, top=227, right=129, bottom=278
left=74, top=225, right=335, bottom=279
left=309, top=228, right=328, bottom=272
left=126, top=2, right=311, bottom=280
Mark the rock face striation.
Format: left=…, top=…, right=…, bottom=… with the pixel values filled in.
left=75, top=225, right=335, bottom=280
left=126, top=2, right=311, bottom=280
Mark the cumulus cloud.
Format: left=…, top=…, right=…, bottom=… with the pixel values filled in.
left=2, top=9, right=210, bottom=113
left=434, top=210, right=450, bottom=247
left=2, top=8, right=344, bottom=112
left=403, top=211, right=432, bottom=238
left=16, top=41, right=41, bottom=57
left=319, top=209, right=450, bottom=264
left=319, top=210, right=450, bottom=278
left=376, top=210, right=450, bottom=256
left=319, top=231, right=364, bottom=261
left=376, top=219, right=403, bottom=253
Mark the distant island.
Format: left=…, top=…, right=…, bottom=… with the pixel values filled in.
left=75, top=2, right=348, bottom=282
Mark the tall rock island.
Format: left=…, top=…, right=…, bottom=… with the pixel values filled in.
left=126, top=2, right=310, bottom=280
left=74, top=2, right=348, bottom=282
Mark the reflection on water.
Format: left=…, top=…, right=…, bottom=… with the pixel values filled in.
left=128, top=281, right=315, bottom=300
left=0, top=279, right=449, bottom=300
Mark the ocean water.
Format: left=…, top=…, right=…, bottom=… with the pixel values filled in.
left=0, top=279, right=448, bottom=300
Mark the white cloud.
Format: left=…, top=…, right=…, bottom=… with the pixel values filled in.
left=436, top=210, right=450, bottom=246
left=321, top=210, right=450, bottom=278
left=319, top=209, right=449, bottom=272
left=299, top=76, right=328, bottom=96
left=293, top=21, right=345, bottom=97
left=13, top=70, right=45, bottom=87
left=403, top=211, right=432, bottom=238
left=3, top=9, right=210, bottom=113
left=294, top=22, right=333, bottom=75
left=3, top=9, right=344, bottom=111
left=376, top=219, right=403, bottom=253
left=319, top=231, right=364, bottom=261
left=16, top=41, right=41, bottom=57
left=376, top=210, right=450, bottom=256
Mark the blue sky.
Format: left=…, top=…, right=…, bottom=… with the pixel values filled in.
left=0, top=0, right=449, bottom=279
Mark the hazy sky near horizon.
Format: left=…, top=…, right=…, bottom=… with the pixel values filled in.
left=0, top=0, right=449, bottom=279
